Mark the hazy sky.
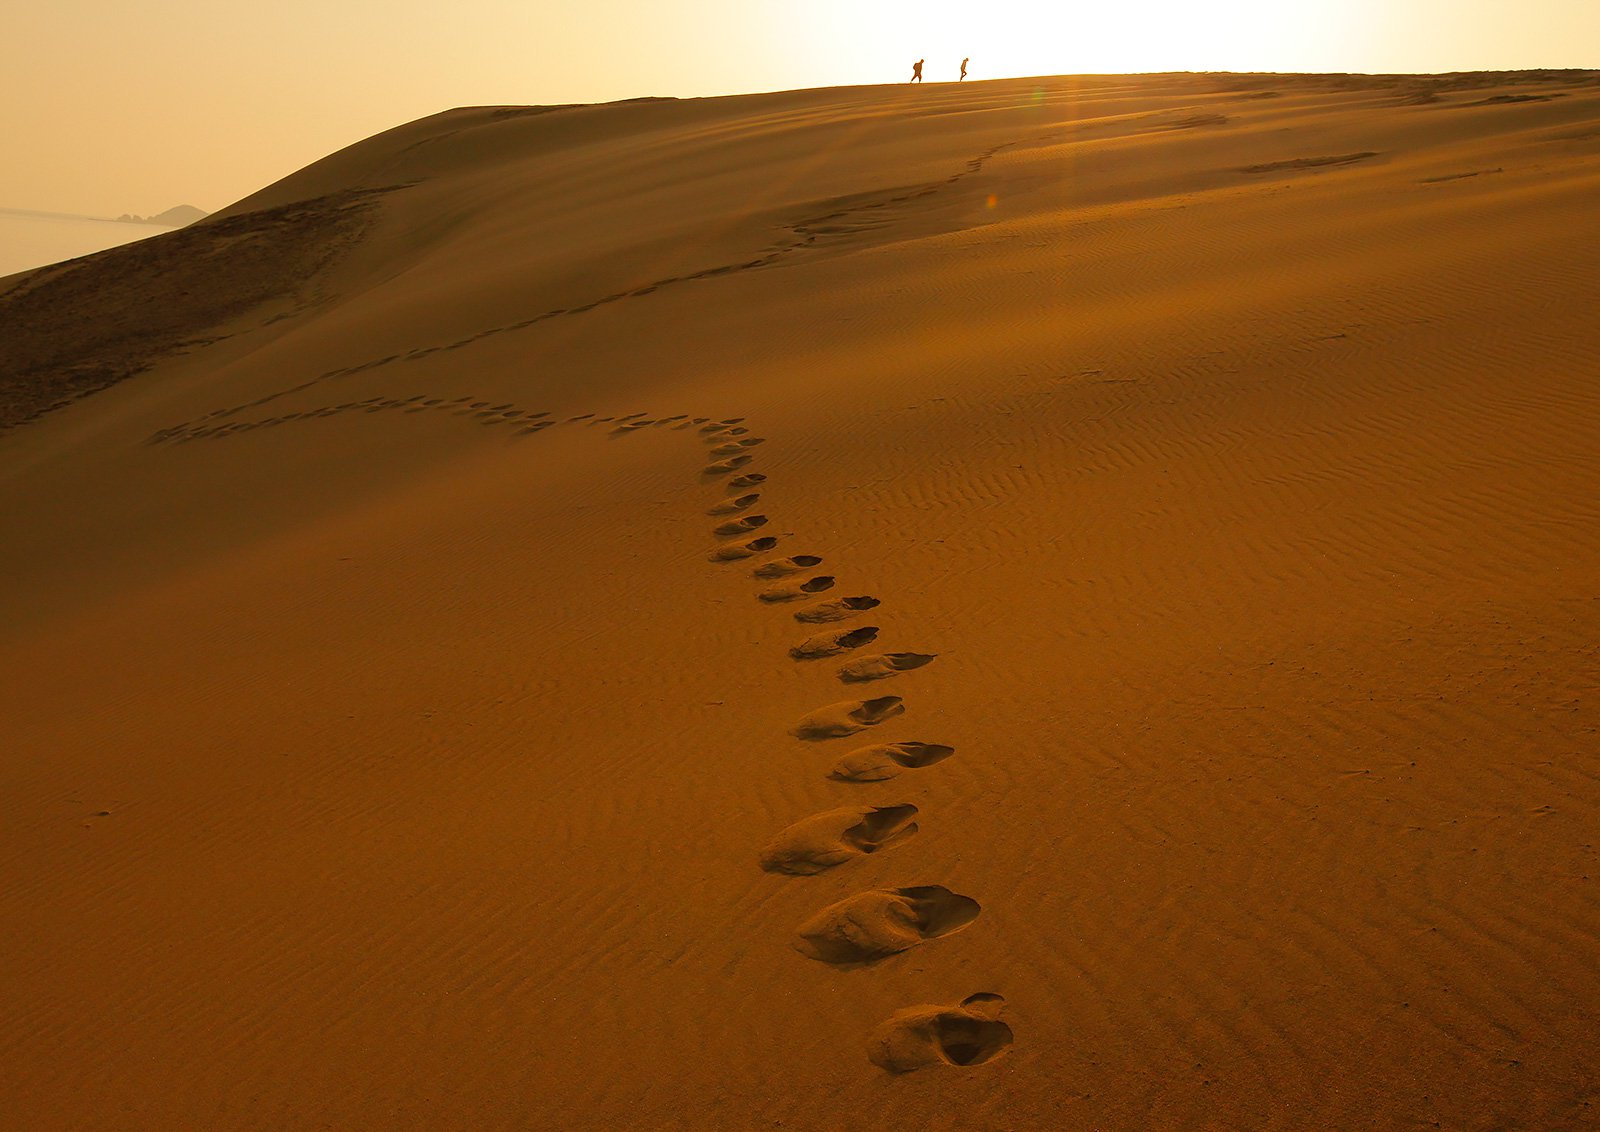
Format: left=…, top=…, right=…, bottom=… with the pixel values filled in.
left=3, top=1, right=1595, bottom=217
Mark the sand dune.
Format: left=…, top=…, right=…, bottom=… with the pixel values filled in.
left=3, top=70, right=1600, bottom=1129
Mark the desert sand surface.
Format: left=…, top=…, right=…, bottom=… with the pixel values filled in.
left=3, top=70, right=1600, bottom=1130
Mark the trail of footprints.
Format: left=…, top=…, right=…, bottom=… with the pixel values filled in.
left=146, top=394, right=1012, bottom=1073
left=695, top=423, right=1014, bottom=1074
left=141, top=134, right=1051, bottom=438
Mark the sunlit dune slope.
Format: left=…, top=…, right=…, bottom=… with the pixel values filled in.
left=3, top=70, right=1599, bottom=1131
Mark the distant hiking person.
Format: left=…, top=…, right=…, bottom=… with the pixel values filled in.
left=910, top=59, right=924, bottom=83
left=960, top=57, right=969, bottom=81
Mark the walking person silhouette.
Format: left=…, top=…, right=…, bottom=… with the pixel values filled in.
left=910, top=59, right=924, bottom=83
left=960, top=57, right=969, bottom=81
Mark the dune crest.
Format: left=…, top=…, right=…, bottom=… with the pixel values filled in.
left=4, top=69, right=1600, bottom=1131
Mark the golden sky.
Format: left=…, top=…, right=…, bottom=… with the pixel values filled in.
left=3, top=0, right=1596, bottom=217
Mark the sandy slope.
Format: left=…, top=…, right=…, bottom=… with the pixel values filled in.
left=3, top=71, right=1599, bottom=1130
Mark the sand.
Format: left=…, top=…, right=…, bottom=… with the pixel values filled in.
left=3, top=70, right=1599, bottom=1129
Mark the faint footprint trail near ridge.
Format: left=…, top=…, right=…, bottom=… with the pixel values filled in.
left=133, top=132, right=1055, bottom=436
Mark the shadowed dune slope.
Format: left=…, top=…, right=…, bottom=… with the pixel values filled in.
left=3, top=71, right=1600, bottom=1131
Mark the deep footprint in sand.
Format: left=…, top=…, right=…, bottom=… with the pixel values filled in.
left=709, top=438, right=765, bottom=456
left=703, top=454, right=755, bottom=475
left=759, top=576, right=835, bottom=603
left=710, top=536, right=779, bottom=562
left=790, top=626, right=879, bottom=660
left=728, top=473, right=766, bottom=490
left=795, top=885, right=980, bottom=964
left=792, top=695, right=905, bottom=740
left=707, top=493, right=760, bottom=516
left=713, top=515, right=769, bottom=538
left=829, top=741, right=956, bottom=782
left=838, top=652, right=937, bottom=682
left=868, top=994, right=1013, bottom=1074
left=753, top=555, right=822, bottom=579
left=759, top=804, right=919, bottom=875
left=795, top=596, right=880, bottom=623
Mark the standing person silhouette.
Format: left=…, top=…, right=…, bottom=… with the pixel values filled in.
left=960, top=57, right=969, bottom=81
left=910, top=59, right=924, bottom=83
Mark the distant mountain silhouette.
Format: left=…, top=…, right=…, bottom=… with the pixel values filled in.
left=115, top=205, right=208, bottom=227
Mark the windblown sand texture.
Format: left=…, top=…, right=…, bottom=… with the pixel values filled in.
left=3, top=70, right=1600, bottom=1129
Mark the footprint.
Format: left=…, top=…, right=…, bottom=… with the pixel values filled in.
left=794, top=596, right=880, bottom=623
left=713, top=515, right=769, bottom=538
left=829, top=742, right=955, bottom=782
left=759, top=576, right=835, bottom=603
left=710, top=536, right=779, bottom=562
left=838, top=653, right=937, bottom=682
left=795, top=885, right=979, bottom=964
left=868, top=994, right=1013, bottom=1074
left=703, top=455, right=755, bottom=476
left=759, top=805, right=919, bottom=875
left=792, top=695, right=905, bottom=740
left=728, top=473, right=766, bottom=490
left=752, top=555, right=822, bottom=579
left=709, top=438, right=765, bottom=455
left=707, top=493, right=760, bottom=516
left=790, top=626, right=879, bottom=660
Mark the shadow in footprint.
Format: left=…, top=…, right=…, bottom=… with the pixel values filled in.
left=753, top=555, right=822, bottom=579
left=710, top=536, right=779, bottom=562
left=868, top=994, right=1013, bottom=1074
left=703, top=455, right=754, bottom=476
left=728, top=473, right=766, bottom=490
left=790, top=626, right=879, bottom=660
left=759, top=805, right=919, bottom=875
left=796, top=885, right=979, bottom=964
left=830, top=742, right=955, bottom=782
left=707, top=493, right=760, bottom=516
left=792, top=696, right=905, bottom=740
left=839, top=652, right=937, bottom=682
left=759, top=576, right=835, bottom=603
left=795, top=596, right=880, bottom=623
left=713, top=515, right=768, bottom=538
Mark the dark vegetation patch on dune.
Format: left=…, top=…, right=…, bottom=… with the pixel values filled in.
left=0, top=186, right=399, bottom=435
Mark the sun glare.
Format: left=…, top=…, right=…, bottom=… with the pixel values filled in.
left=833, top=0, right=1347, bottom=84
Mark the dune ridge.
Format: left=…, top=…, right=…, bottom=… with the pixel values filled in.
left=3, top=69, right=1599, bottom=1129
